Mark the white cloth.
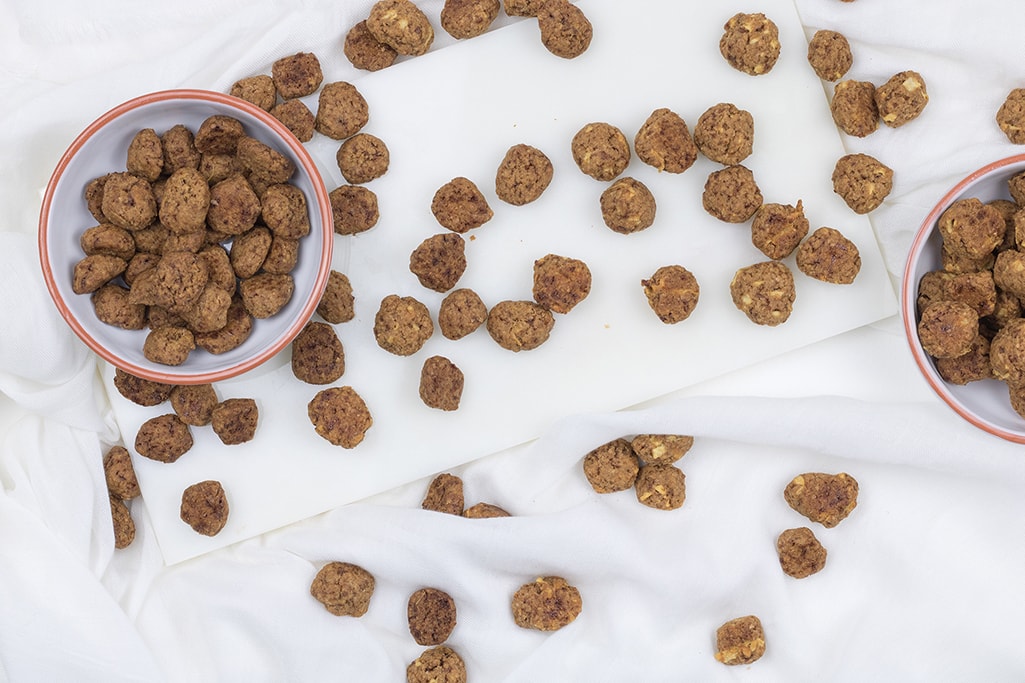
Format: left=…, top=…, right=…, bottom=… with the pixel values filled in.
left=4, top=1, right=1025, bottom=681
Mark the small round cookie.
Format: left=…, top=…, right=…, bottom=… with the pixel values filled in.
left=336, top=133, right=390, bottom=184
left=180, top=286, right=232, bottom=334
left=161, top=124, right=201, bottom=174
left=126, top=128, right=164, bottom=182
left=210, top=398, right=259, bottom=445
left=495, top=143, right=554, bottom=206
left=113, top=368, right=173, bottom=406
left=230, top=75, right=277, bottom=112
left=406, top=646, right=466, bottom=683
left=441, top=0, right=500, bottom=39
left=143, top=326, right=196, bottom=366
left=938, top=198, right=1005, bottom=260
left=291, top=321, right=346, bottom=385
left=101, top=172, right=157, bottom=231
left=180, top=480, right=229, bottom=536
left=262, top=183, right=310, bottom=240
left=634, top=463, right=686, bottom=510
left=410, top=233, right=467, bottom=292
left=315, top=81, right=370, bottom=141
left=784, top=472, right=859, bottom=528
left=776, top=527, right=827, bottom=579
left=104, top=445, right=141, bottom=500
left=80, top=223, right=136, bottom=261
left=236, top=136, right=295, bottom=185
left=634, top=108, right=698, bottom=174
left=935, top=334, right=991, bottom=385
left=463, top=502, right=511, bottom=518
left=997, top=88, right=1025, bottom=144
left=109, top=495, right=135, bottom=549
left=875, top=70, right=928, bottom=128
left=431, top=177, right=494, bottom=233
left=344, top=20, right=398, bottom=72
left=72, top=254, right=126, bottom=295
left=271, top=52, right=323, bottom=99
left=207, top=174, right=261, bottom=236
left=194, top=297, right=254, bottom=355
left=438, top=288, right=488, bottom=339
left=714, top=615, right=766, bottom=666
left=486, top=300, right=555, bottom=351
left=994, top=249, right=1025, bottom=300
left=989, top=318, right=1025, bottom=385
left=582, top=438, right=640, bottom=493
left=600, top=177, right=657, bottom=234
left=719, top=12, right=781, bottom=76
left=571, top=122, right=630, bottom=181
left=407, top=587, right=458, bottom=646
left=630, top=434, right=693, bottom=465
left=308, top=386, right=373, bottom=448
left=806, top=29, right=852, bottom=81
left=310, top=561, right=375, bottom=617
left=730, top=260, right=796, bottom=326
left=916, top=270, right=996, bottom=318
left=373, top=294, right=434, bottom=355
left=751, top=201, right=809, bottom=260
left=170, top=383, right=218, bottom=427
left=239, top=272, right=295, bottom=319
left=702, top=165, right=762, bottom=223
left=422, top=473, right=464, bottom=515
left=194, top=115, right=244, bottom=155
left=511, top=576, right=582, bottom=631
left=797, top=227, right=861, bottom=284
left=641, top=264, right=700, bottom=324
left=532, top=253, right=591, bottom=314
left=330, top=185, right=380, bottom=235
left=160, top=168, right=210, bottom=235
left=135, top=413, right=193, bottom=463
left=830, top=79, right=879, bottom=137
left=831, top=153, right=893, bottom=214
left=270, top=99, right=315, bottom=143
left=367, top=0, right=435, bottom=57
left=92, top=283, right=146, bottom=330
left=229, top=226, right=272, bottom=279
left=419, top=355, right=464, bottom=411
left=316, top=270, right=356, bottom=324
left=537, top=0, right=592, bottom=59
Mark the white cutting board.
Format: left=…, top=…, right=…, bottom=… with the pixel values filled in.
left=107, top=0, right=897, bottom=564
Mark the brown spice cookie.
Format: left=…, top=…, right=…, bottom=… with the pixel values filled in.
left=367, top=0, right=435, bottom=56
left=600, top=177, right=657, bottom=234
left=373, top=294, right=434, bottom=355
left=495, top=144, right=554, bottom=206
left=126, top=128, right=164, bottom=182
left=135, top=413, right=193, bottom=463
left=291, top=322, right=346, bottom=385
left=410, top=233, right=467, bottom=292
left=110, top=495, right=135, bottom=549
left=230, top=75, right=277, bottom=112
left=806, top=29, right=852, bottom=81
left=315, top=81, right=370, bottom=141
left=143, top=326, right=196, bottom=366
left=438, top=288, right=488, bottom=340
left=311, top=561, right=375, bottom=617
left=207, top=174, right=261, bottom=236
left=784, top=472, right=859, bottom=528
left=92, top=283, right=146, bottom=330
left=317, top=270, right=356, bottom=324
left=994, top=249, right=1025, bottom=299
left=532, top=253, right=591, bottom=313
left=237, top=136, right=295, bottom=185
left=630, top=434, right=693, bottom=465
left=229, top=226, right=272, bottom=279
left=714, top=615, right=766, bottom=666
left=935, top=334, right=992, bottom=385
left=431, top=177, right=494, bottom=233
left=702, top=165, right=762, bottom=223
left=419, top=355, right=464, bottom=411
left=344, top=20, right=398, bottom=72
left=336, top=133, right=390, bottom=184
left=582, top=438, right=640, bottom=493
left=511, top=576, right=582, bottom=631
left=751, top=201, right=809, bottom=260
left=271, top=52, right=323, bottom=99
left=101, top=172, right=157, bottom=231
left=263, top=236, right=300, bottom=275
left=875, top=70, right=928, bottom=128
left=308, top=386, right=373, bottom=448
left=797, top=226, right=862, bottom=284
left=262, top=183, right=311, bottom=240
left=161, top=124, right=201, bottom=174
left=997, top=88, right=1025, bottom=144
left=211, top=398, right=259, bottom=445
left=441, top=0, right=500, bottom=39
left=104, top=445, right=141, bottom=500
left=270, top=99, right=316, bottom=143
left=719, top=12, right=780, bottom=76
left=641, top=265, right=701, bottom=325
left=730, top=260, right=796, bottom=326
left=831, top=153, right=893, bottom=214
left=463, top=502, right=511, bottom=518
left=634, top=463, right=686, bottom=510
left=194, top=297, right=254, bottom=354
left=776, top=527, right=827, bottom=579
left=407, top=587, right=458, bottom=646
left=537, top=0, right=592, bottom=59
left=113, top=368, right=173, bottom=406
left=406, top=646, right=466, bottom=683
left=72, top=254, right=126, bottom=295
left=486, top=299, right=555, bottom=351
left=830, top=79, right=879, bottom=137
left=194, top=115, right=244, bottom=155
left=80, top=223, right=136, bottom=261
left=239, top=272, right=295, bottom=319
left=989, top=318, right=1025, bottom=385
left=422, top=473, right=465, bottom=515
left=571, top=122, right=630, bottom=181
left=634, top=108, right=698, bottom=174
left=330, top=184, right=380, bottom=235
left=938, top=198, right=1005, bottom=260
left=180, top=480, right=229, bottom=536
left=170, top=383, right=218, bottom=427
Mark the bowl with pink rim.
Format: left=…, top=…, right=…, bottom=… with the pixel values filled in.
left=38, top=89, right=334, bottom=385
left=902, top=153, right=1025, bottom=443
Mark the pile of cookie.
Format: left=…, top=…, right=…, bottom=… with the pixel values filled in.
left=582, top=434, right=692, bottom=510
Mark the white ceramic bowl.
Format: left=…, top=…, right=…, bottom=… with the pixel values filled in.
left=38, top=89, right=334, bottom=385
left=902, top=154, right=1025, bottom=443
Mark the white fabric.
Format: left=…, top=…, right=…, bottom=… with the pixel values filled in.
left=4, top=1, right=1025, bottom=681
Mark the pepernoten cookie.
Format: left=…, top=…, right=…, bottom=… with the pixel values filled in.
left=211, top=398, right=259, bottom=445
left=422, top=473, right=465, bottom=515
left=374, top=294, right=434, bottom=355
left=830, top=79, right=878, bottom=137
left=170, top=383, right=218, bottom=427
left=997, top=88, right=1025, bottom=144
left=315, top=81, right=370, bottom=140
left=104, top=445, right=141, bottom=501
left=310, top=561, right=376, bottom=617
left=109, top=495, right=135, bottom=549
left=702, top=165, right=762, bottom=223
left=486, top=300, right=555, bottom=351
left=419, top=355, right=464, bottom=411
left=271, top=52, right=322, bottom=99
left=511, top=576, right=582, bottom=631
left=719, top=13, right=780, bottom=76
left=291, top=321, right=346, bottom=385
left=776, top=527, right=827, bottom=579
left=532, top=253, right=591, bottom=313
left=641, top=265, right=700, bottom=324
left=180, top=480, right=229, bottom=536
left=751, top=201, right=809, bottom=260
left=806, top=29, right=852, bottom=81
left=582, top=438, right=640, bottom=493
left=831, top=153, right=893, bottom=214
left=330, top=184, right=379, bottom=235
left=600, top=177, right=657, bottom=234
left=797, top=227, right=861, bottom=284
left=917, top=300, right=978, bottom=359
left=441, top=0, right=500, bottom=39
left=784, top=472, right=859, bottom=528
left=113, top=368, right=173, bottom=406
left=135, top=413, right=193, bottom=463
left=634, top=108, right=698, bottom=174
left=336, top=133, right=390, bottom=184
left=730, top=261, right=796, bottom=326
left=308, top=386, right=373, bottom=448
left=571, top=122, right=630, bottom=181
left=714, top=615, right=766, bottom=666
left=634, top=463, right=686, bottom=510
left=407, top=587, right=458, bottom=646
left=367, top=0, right=435, bottom=57
left=406, top=646, right=466, bottom=683
left=316, top=270, right=356, bottom=324
left=431, top=177, right=494, bottom=233
left=438, top=288, right=488, bottom=339
left=495, top=143, right=553, bottom=206
left=537, top=0, right=592, bottom=59
left=410, top=233, right=467, bottom=292
left=875, top=70, right=928, bottom=128
left=344, top=20, right=398, bottom=72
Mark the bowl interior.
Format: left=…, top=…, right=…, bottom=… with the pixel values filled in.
left=39, top=90, right=333, bottom=385
left=902, top=155, right=1025, bottom=443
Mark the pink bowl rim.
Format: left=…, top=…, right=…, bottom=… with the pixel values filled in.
left=901, top=153, right=1025, bottom=444
left=37, top=88, right=334, bottom=385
